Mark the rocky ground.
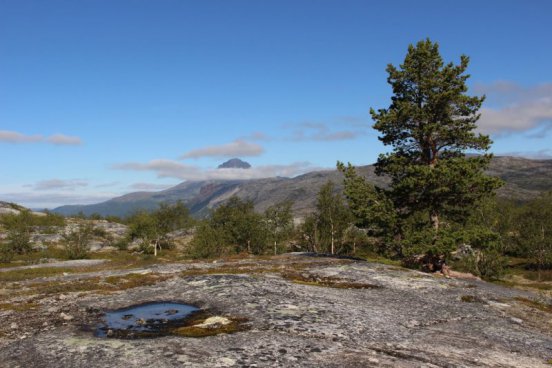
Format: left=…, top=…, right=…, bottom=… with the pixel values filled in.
left=0, top=253, right=551, bottom=367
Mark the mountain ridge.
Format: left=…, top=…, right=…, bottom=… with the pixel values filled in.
left=51, top=156, right=552, bottom=218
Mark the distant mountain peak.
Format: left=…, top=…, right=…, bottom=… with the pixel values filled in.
left=218, top=158, right=251, bottom=169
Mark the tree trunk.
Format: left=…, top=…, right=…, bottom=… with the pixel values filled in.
left=274, top=241, right=277, bottom=255
left=247, top=240, right=251, bottom=254
left=330, top=223, right=335, bottom=255
left=430, top=210, right=440, bottom=231
left=154, top=240, right=158, bottom=257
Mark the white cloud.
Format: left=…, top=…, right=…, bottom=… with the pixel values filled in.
left=0, top=130, right=83, bottom=145
left=0, top=130, right=43, bottom=143
left=47, top=134, right=83, bottom=145
left=239, top=131, right=272, bottom=141
left=113, top=159, right=317, bottom=181
left=286, top=121, right=366, bottom=142
left=496, top=149, right=552, bottom=160
left=476, top=82, right=552, bottom=136
left=33, top=179, right=88, bottom=191
left=2, top=191, right=116, bottom=209
left=129, top=182, right=175, bottom=191
left=180, top=140, right=264, bottom=159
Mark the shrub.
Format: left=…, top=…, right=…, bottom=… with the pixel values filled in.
left=0, top=243, right=14, bottom=263
left=63, top=223, right=93, bottom=259
left=454, top=250, right=505, bottom=280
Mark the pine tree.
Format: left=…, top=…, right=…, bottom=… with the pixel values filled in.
left=370, top=39, right=502, bottom=254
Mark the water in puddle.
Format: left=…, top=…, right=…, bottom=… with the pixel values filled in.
left=95, top=302, right=200, bottom=338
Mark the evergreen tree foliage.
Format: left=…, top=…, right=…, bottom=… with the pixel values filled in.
left=337, top=162, right=396, bottom=237
left=369, top=39, right=502, bottom=254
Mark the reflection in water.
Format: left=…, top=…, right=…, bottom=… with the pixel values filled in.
left=95, top=302, right=199, bottom=338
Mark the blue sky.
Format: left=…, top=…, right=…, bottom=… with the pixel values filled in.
left=1, top=0, right=551, bottom=208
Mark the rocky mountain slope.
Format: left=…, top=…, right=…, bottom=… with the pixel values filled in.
left=52, top=156, right=552, bottom=218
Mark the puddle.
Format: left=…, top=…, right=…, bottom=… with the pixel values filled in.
left=95, top=302, right=200, bottom=338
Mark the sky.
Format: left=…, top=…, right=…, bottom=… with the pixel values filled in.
left=1, top=0, right=551, bottom=208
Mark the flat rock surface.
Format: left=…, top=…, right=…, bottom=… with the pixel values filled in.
left=0, top=254, right=551, bottom=367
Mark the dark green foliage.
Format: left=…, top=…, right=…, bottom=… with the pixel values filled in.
left=371, top=39, right=502, bottom=242
left=337, top=162, right=398, bottom=256
left=341, top=39, right=502, bottom=262
left=370, top=39, right=502, bottom=253
left=63, top=223, right=94, bottom=259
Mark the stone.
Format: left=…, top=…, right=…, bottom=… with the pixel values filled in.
left=194, top=316, right=231, bottom=329
left=60, top=313, right=74, bottom=321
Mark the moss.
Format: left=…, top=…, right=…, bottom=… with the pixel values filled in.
left=281, top=271, right=381, bottom=289
left=0, top=301, right=39, bottom=312
left=495, top=279, right=552, bottom=291
left=0, top=267, right=75, bottom=282
left=460, top=295, right=482, bottom=303
left=23, top=272, right=171, bottom=296
left=170, top=314, right=248, bottom=338
left=514, top=297, right=552, bottom=314
left=388, top=266, right=411, bottom=273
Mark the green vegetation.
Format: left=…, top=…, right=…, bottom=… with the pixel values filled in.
left=63, top=222, right=94, bottom=259
left=127, top=201, right=194, bottom=256
left=189, top=197, right=294, bottom=258
left=337, top=39, right=506, bottom=278
left=0, top=210, right=66, bottom=262
left=295, top=181, right=359, bottom=255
